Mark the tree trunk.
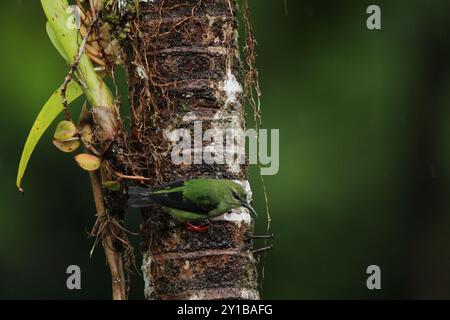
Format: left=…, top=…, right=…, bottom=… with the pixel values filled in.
left=119, top=0, right=260, bottom=300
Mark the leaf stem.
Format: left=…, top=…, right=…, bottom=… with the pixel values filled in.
left=89, top=170, right=127, bottom=300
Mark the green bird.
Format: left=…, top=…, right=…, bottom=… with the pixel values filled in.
left=127, top=178, right=257, bottom=232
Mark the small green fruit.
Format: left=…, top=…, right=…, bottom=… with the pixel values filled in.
left=54, top=120, right=77, bottom=141
left=74, top=154, right=101, bottom=171
left=53, top=139, right=80, bottom=153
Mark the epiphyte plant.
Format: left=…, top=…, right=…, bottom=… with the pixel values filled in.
left=17, top=0, right=129, bottom=300
left=17, top=0, right=118, bottom=192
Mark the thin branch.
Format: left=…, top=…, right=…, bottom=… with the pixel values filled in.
left=252, top=245, right=274, bottom=255
left=61, top=17, right=98, bottom=121
left=113, top=170, right=152, bottom=182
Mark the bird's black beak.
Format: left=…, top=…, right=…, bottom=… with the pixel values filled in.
left=243, top=202, right=258, bottom=217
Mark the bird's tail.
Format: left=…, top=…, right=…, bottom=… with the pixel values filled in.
left=127, top=186, right=154, bottom=208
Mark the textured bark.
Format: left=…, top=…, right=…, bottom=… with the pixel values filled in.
left=121, top=0, right=260, bottom=300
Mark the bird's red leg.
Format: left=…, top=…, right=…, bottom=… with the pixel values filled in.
left=187, top=223, right=209, bottom=232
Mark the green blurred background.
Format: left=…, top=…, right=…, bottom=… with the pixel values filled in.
left=2, top=0, right=450, bottom=299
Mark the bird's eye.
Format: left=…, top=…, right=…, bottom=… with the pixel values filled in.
left=232, top=191, right=239, bottom=199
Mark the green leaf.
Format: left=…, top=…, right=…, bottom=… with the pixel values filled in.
left=102, top=181, right=121, bottom=192
left=41, top=0, right=79, bottom=61
left=41, top=0, right=114, bottom=108
left=16, top=81, right=82, bottom=191
left=46, top=22, right=68, bottom=61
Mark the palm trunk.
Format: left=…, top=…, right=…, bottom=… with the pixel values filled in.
left=118, top=0, right=260, bottom=299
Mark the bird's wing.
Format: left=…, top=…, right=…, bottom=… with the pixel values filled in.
left=128, top=179, right=218, bottom=214
left=127, top=186, right=151, bottom=197
left=127, top=181, right=186, bottom=208
left=127, top=186, right=152, bottom=208
left=148, top=190, right=216, bottom=215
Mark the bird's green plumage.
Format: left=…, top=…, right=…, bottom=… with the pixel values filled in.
left=127, top=179, right=256, bottom=222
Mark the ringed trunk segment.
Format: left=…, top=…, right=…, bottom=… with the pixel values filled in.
left=122, top=0, right=260, bottom=299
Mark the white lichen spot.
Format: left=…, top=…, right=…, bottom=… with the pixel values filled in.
left=221, top=70, right=243, bottom=107
left=212, top=110, right=245, bottom=174
left=188, top=292, right=206, bottom=300
left=117, top=0, right=128, bottom=15
left=240, top=288, right=260, bottom=300
left=163, top=128, right=180, bottom=142
left=184, top=260, right=190, bottom=270
left=133, top=63, right=148, bottom=80
left=182, top=112, right=199, bottom=122
left=213, top=208, right=251, bottom=228
left=188, top=289, right=258, bottom=300
left=226, top=162, right=241, bottom=174
left=141, top=252, right=155, bottom=300
left=119, top=0, right=152, bottom=16
left=213, top=109, right=242, bottom=123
